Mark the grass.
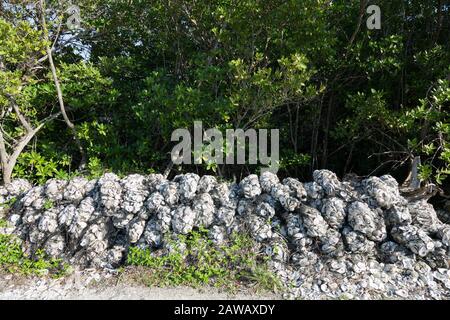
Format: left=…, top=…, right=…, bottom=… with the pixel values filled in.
left=0, top=219, right=7, bottom=228
left=0, top=196, right=70, bottom=279
left=43, top=199, right=54, bottom=210
left=0, top=220, right=69, bottom=278
left=0, top=196, right=17, bottom=210
left=126, top=228, right=282, bottom=293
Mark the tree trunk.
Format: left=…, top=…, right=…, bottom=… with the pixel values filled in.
left=0, top=127, right=11, bottom=185
left=2, top=164, right=12, bottom=185
left=0, top=110, right=61, bottom=185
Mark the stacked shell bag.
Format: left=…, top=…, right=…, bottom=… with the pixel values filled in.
left=0, top=170, right=449, bottom=273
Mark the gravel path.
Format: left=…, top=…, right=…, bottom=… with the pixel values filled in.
left=0, top=270, right=279, bottom=300
left=1, top=266, right=448, bottom=300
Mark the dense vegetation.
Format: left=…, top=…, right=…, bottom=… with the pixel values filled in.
left=0, top=1, right=449, bottom=191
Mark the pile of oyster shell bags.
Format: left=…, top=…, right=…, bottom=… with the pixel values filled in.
left=1, top=170, right=449, bottom=297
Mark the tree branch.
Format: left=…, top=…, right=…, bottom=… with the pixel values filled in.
left=39, top=0, right=87, bottom=170
left=348, top=0, right=369, bottom=49
left=7, top=94, right=33, bottom=133
left=0, top=129, right=9, bottom=172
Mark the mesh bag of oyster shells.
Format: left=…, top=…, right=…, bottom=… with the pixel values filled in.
left=0, top=169, right=449, bottom=299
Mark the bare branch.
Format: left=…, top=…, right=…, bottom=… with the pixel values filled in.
left=39, top=0, right=86, bottom=170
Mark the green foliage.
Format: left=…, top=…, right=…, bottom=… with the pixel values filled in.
left=43, top=199, right=54, bottom=210
left=0, top=219, right=7, bottom=228
left=0, top=197, right=17, bottom=210
left=0, top=17, right=48, bottom=126
left=0, top=233, right=69, bottom=277
left=1, top=1, right=449, bottom=189
left=14, top=152, right=73, bottom=184
left=86, top=156, right=104, bottom=179
left=406, top=79, right=450, bottom=184
left=127, top=228, right=281, bottom=292
left=280, top=152, right=311, bottom=170
left=0, top=18, right=46, bottom=67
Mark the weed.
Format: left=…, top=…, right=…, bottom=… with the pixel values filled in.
left=0, top=197, right=17, bottom=210
left=0, top=218, right=8, bottom=228
left=0, top=233, right=69, bottom=277
left=43, top=199, right=54, bottom=210
left=126, top=228, right=282, bottom=293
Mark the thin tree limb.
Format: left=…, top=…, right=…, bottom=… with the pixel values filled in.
left=39, top=0, right=86, bottom=170
left=7, top=95, right=33, bottom=133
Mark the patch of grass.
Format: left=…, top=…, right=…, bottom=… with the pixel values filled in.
left=0, top=218, right=8, bottom=228
left=43, top=199, right=54, bottom=210
left=0, top=233, right=69, bottom=278
left=126, top=228, right=282, bottom=293
left=0, top=197, right=17, bottom=210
